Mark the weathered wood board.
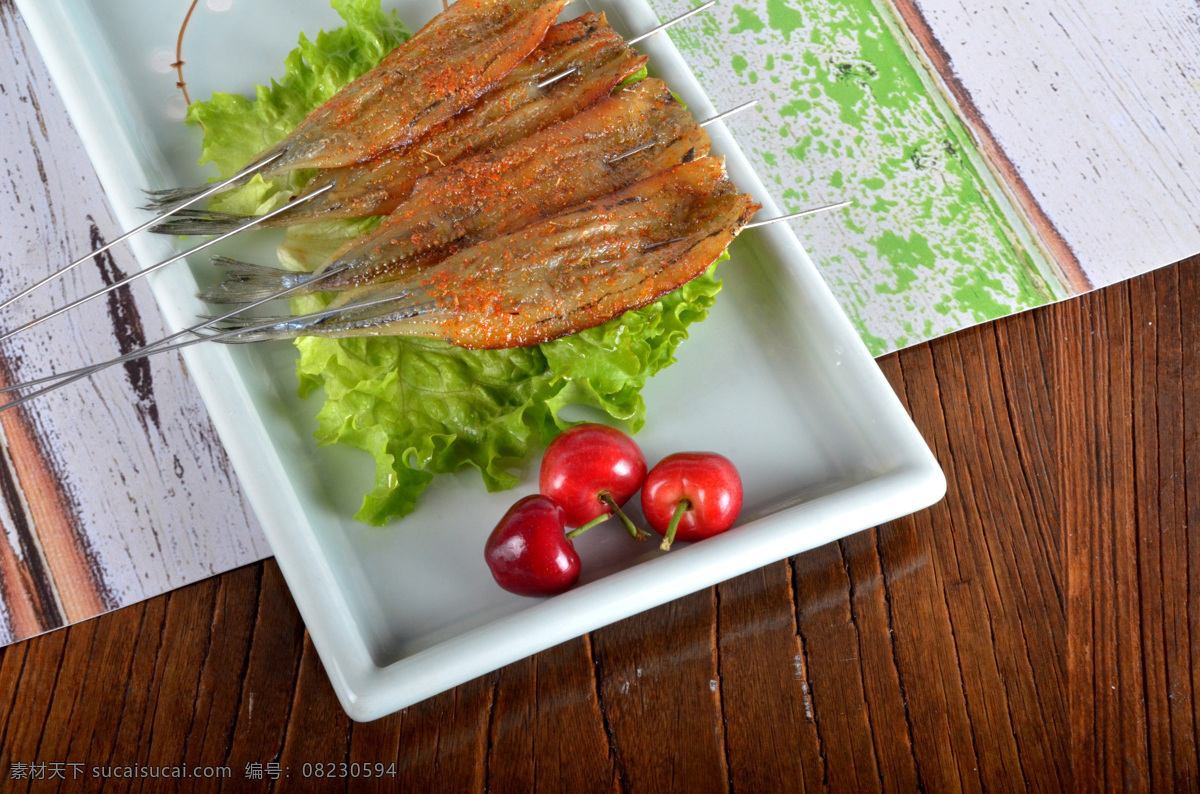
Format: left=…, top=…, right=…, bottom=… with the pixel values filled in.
left=904, top=0, right=1200, bottom=288
left=0, top=1, right=269, bottom=645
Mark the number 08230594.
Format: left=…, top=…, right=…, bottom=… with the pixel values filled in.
left=301, top=762, right=396, bottom=779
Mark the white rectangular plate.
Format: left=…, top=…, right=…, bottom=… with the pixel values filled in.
left=16, top=0, right=944, bottom=720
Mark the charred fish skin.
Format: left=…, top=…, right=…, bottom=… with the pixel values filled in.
left=254, top=0, right=570, bottom=176
left=234, top=158, right=760, bottom=349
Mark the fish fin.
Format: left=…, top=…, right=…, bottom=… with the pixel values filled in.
left=140, top=183, right=216, bottom=213
left=197, top=257, right=308, bottom=304
left=150, top=210, right=249, bottom=236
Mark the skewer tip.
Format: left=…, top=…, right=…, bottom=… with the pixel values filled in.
left=628, top=0, right=717, bottom=45
left=743, top=200, right=853, bottom=229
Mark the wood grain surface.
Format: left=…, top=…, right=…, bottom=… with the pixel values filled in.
left=0, top=257, right=1194, bottom=790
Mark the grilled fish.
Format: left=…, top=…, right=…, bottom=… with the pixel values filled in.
left=216, top=157, right=760, bottom=349
left=148, top=0, right=566, bottom=209
left=253, top=0, right=569, bottom=173
left=201, top=78, right=711, bottom=303
left=156, top=13, right=647, bottom=233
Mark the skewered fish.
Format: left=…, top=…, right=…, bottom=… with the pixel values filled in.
left=235, top=0, right=569, bottom=173
left=147, top=0, right=569, bottom=211
left=217, top=157, right=760, bottom=349
left=202, top=77, right=711, bottom=303
left=155, top=13, right=648, bottom=233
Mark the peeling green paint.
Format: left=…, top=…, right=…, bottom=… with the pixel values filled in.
left=730, top=5, right=765, bottom=34
left=658, top=0, right=1066, bottom=354
left=766, top=0, right=806, bottom=41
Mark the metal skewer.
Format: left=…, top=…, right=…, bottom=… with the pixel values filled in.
left=702, top=100, right=757, bottom=126
left=641, top=200, right=852, bottom=253
left=537, top=0, right=716, bottom=88
left=0, top=151, right=285, bottom=313
left=0, top=184, right=335, bottom=345
left=0, top=292, right=411, bottom=414
left=630, top=1, right=715, bottom=44
left=743, top=200, right=853, bottom=228
left=0, top=259, right=363, bottom=396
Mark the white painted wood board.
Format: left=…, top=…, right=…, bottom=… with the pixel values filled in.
left=910, top=0, right=1200, bottom=287
left=0, top=1, right=269, bottom=644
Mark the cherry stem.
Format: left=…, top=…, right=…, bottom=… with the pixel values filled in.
left=599, top=492, right=649, bottom=541
left=660, top=498, right=691, bottom=551
left=566, top=513, right=609, bottom=540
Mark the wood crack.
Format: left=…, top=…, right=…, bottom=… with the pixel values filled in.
left=482, top=670, right=500, bottom=794
left=584, top=632, right=629, bottom=793
left=788, top=557, right=829, bottom=789
left=268, top=632, right=310, bottom=793
left=224, top=564, right=265, bottom=760
left=711, top=585, right=734, bottom=794
left=838, top=539, right=886, bottom=793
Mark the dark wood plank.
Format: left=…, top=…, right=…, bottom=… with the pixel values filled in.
left=589, top=590, right=729, bottom=792
left=185, top=567, right=260, bottom=782
left=274, top=634, right=351, bottom=791
left=1181, top=259, right=1200, bottom=794
left=486, top=637, right=614, bottom=793
left=387, top=670, right=492, bottom=791
left=789, top=539, right=885, bottom=794
left=223, top=561, right=306, bottom=785
left=1061, top=283, right=1149, bottom=791
left=716, top=561, right=826, bottom=792
left=837, top=530, right=922, bottom=793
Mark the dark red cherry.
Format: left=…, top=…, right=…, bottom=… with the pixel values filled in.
left=485, top=495, right=580, bottom=597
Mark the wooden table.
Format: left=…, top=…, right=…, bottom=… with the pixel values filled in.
left=0, top=257, right=1194, bottom=791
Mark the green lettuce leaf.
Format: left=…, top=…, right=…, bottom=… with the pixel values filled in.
left=187, top=0, right=411, bottom=215
left=189, top=0, right=728, bottom=525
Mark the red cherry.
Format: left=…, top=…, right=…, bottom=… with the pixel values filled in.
left=539, top=423, right=648, bottom=537
left=641, top=452, right=743, bottom=550
left=485, top=495, right=580, bottom=597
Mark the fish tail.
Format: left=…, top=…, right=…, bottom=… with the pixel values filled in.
left=198, top=257, right=312, bottom=304
left=209, top=319, right=326, bottom=343
left=150, top=210, right=249, bottom=236
left=197, top=310, right=298, bottom=329
left=140, top=183, right=216, bottom=213
left=141, top=145, right=290, bottom=212
left=212, top=296, right=436, bottom=342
